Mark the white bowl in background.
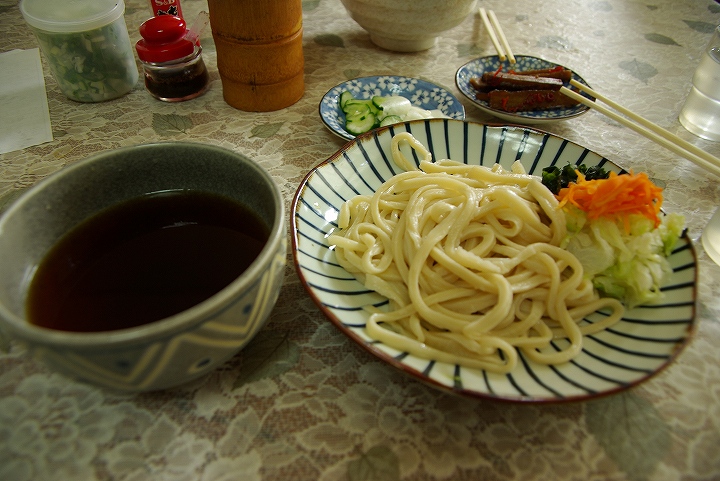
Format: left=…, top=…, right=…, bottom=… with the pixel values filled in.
left=340, top=0, right=478, bottom=52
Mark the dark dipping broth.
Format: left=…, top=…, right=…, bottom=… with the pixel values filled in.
left=26, top=190, right=269, bottom=332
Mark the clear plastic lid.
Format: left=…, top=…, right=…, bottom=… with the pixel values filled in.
left=19, top=0, right=126, bottom=33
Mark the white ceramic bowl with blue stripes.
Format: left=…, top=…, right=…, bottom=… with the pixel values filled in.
left=455, top=55, right=593, bottom=125
left=319, top=75, right=465, bottom=141
left=292, top=119, right=697, bottom=403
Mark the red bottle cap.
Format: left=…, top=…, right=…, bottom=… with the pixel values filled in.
left=136, top=15, right=194, bottom=63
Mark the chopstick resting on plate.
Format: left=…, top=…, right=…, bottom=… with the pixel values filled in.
left=560, top=80, right=720, bottom=178
left=479, top=8, right=515, bottom=64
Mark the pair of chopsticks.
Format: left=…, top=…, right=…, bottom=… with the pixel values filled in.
left=560, top=81, right=720, bottom=178
left=476, top=7, right=719, bottom=177
left=479, top=8, right=515, bottom=64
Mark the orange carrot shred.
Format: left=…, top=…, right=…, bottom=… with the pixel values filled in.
left=556, top=171, right=663, bottom=229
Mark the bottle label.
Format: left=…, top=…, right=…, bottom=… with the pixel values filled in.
left=149, top=0, right=183, bottom=18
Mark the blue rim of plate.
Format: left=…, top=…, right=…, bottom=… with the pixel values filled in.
left=319, top=75, right=466, bottom=141
left=291, top=118, right=698, bottom=404
left=455, top=55, right=593, bottom=124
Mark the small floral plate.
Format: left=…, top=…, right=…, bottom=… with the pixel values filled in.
left=455, top=55, right=593, bottom=125
left=319, top=75, right=465, bottom=141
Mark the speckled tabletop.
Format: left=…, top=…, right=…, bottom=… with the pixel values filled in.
left=1, top=0, right=719, bottom=480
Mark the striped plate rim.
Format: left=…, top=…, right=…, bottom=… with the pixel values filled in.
left=291, top=119, right=698, bottom=403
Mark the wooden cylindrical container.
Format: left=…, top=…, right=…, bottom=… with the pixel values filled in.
left=207, top=0, right=305, bottom=112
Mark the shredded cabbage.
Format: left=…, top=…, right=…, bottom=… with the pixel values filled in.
left=561, top=206, right=685, bottom=308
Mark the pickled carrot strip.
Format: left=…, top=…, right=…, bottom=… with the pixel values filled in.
left=556, top=171, right=663, bottom=228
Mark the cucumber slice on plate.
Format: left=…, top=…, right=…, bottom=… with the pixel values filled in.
left=342, top=98, right=380, bottom=117
left=339, top=91, right=354, bottom=109
left=345, top=112, right=377, bottom=135
left=340, top=93, right=419, bottom=135
left=379, top=115, right=403, bottom=127
left=343, top=101, right=371, bottom=118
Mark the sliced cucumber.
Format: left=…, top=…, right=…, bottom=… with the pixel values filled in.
left=345, top=112, right=377, bottom=134
left=379, top=115, right=403, bottom=127
left=340, top=93, right=383, bottom=134
left=339, top=91, right=354, bottom=109
left=344, top=99, right=380, bottom=116
left=340, top=93, right=424, bottom=135
left=343, top=101, right=371, bottom=118
left=371, top=96, right=388, bottom=109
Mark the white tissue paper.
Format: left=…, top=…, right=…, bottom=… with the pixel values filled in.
left=0, top=48, right=53, bottom=154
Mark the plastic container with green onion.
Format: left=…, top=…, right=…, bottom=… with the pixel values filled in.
left=20, top=0, right=139, bottom=102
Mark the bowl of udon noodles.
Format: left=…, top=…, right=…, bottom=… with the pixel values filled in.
left=291, top=119, right=698, bottom=403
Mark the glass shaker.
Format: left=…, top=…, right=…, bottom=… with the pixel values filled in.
left=135, top=15, right=209, bottom=102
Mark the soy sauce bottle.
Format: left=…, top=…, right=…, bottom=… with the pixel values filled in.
left=135, top=15, right=208, bottom=102
left=148, top=0, right=183, bottom=18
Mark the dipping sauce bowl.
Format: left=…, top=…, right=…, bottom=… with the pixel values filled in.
left=0, top=143, right=286, bottom=391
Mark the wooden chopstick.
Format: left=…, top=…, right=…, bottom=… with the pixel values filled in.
left=479, top=8, right=516, bottom=64
left=559, top=82, right=720, bottom=178
left=569, top=79, right=719, bottom=168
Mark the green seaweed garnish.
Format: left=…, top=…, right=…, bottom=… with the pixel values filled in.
left=541, top=164, right=610, bottom=195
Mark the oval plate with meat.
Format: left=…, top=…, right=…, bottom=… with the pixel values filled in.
left=455, top=55, right=594, bottom=124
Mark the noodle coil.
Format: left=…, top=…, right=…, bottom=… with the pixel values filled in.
left=328, top=132, right=624, bottom=373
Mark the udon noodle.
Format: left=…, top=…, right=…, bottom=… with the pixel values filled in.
left=328, top=132, right=625, bottom=373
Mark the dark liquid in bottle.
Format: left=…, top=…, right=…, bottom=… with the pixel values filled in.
left=26, top=190, right=269, bottom=332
